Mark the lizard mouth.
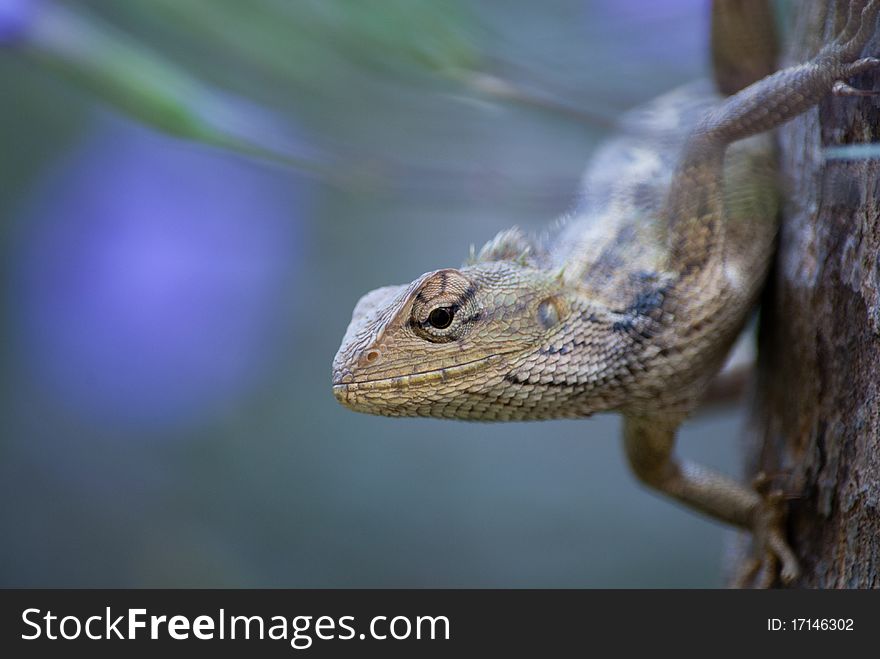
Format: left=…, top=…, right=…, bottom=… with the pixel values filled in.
left=332, top=352, right=511, bottom=399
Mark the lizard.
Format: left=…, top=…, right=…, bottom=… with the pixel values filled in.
left=331, top=0, right=880, bottom=586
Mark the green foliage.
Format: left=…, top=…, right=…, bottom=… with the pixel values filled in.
left=16, top=0, right=479, bottom=170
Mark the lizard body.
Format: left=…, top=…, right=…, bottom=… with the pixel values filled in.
left=332, top=1, right=880, bottom=585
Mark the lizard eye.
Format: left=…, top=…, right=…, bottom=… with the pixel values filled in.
left=428, top=307, right=454, bottom=329
left=409, top=268, right=476, bottom=342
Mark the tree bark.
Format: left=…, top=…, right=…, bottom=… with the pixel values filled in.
left=737, top=1, right=880, bottom=588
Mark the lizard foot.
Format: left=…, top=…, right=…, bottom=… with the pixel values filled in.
left=833, top=57, right=880, bottom=96
left=834, top=0, right=880, bottom=59
left=733, top=473, right=800, bottom=589
left=832, top=80, right=880, bottom=96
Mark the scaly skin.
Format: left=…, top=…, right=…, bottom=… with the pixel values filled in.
left=332, top=1, right=880, bottom=586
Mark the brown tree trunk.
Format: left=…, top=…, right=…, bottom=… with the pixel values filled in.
left=737, top=1, right=880, bottom=588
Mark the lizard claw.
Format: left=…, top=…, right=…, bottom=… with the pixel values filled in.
left=832, top=80, right=880, bottom=96
left=833, top=57, right=880, bottom=96
left=733, top=473, right=800, bottom=589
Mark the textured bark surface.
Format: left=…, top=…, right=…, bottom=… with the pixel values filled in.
left=738, top=1, right=880, bottom=588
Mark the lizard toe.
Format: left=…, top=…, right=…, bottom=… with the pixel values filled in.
left=743, top=484, right=800, bottom=588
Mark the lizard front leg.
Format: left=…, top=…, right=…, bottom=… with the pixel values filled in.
left=696, top=0, right=880, bottom=150
left=623, top=416, right=799, bottom=586
left=665, top=0, right=880, bottom=270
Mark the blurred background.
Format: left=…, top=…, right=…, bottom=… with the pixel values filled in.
left=0, top=0, right=749, bottom=587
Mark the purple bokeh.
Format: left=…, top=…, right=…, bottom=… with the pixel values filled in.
left=592, top=0, right=705, bottom=64
left=9, top=119, right=306, bottom=430
left=0, top=0, right=39, bottom=45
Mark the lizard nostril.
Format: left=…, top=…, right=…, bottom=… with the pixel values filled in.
left=365, top=350, right=380, bottom=363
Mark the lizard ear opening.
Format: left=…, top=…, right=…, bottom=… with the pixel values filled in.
left=537, top=296, right=565, bottom=329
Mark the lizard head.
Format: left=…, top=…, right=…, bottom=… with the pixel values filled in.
left=332, top=261, right=571, bottom=419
